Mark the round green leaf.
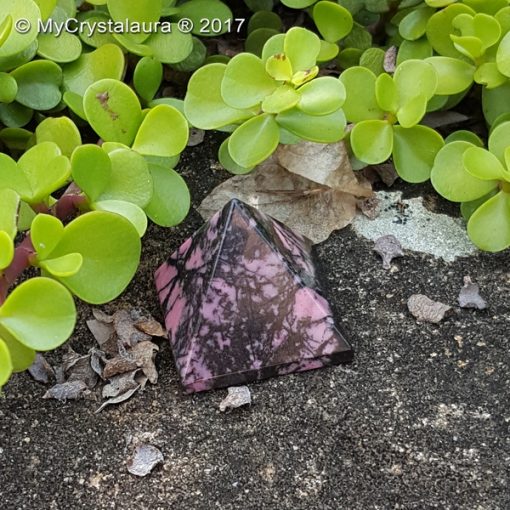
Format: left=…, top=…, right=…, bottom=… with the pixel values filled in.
left=0, top=277, right=76, bottom=350
left=30, top=213, right=65, bottom=260
left=488, top=121, right=510, bottom=165
left=229, top=114, right=280, bottom=168
left=145, top=164, right=190, bottom=227
left=399, top=7, right=435, bottom=41
left=174, top=0, right=233, bottom=37
left=134, top=57, right=163, bottom=103
left=0, top=15, right=13, bottom=48
left=261, top=33, right=285, bottom=62
left=76, top=10, right=116, bottom=48
left=83, top=79, right=143, bottom=146
left=246, top=28, right=281, bottom=57
left=0, top=72, right=17, bottom=103
left=350, top=120, right=393, bottom=165
left=261, top=85, right=300, bottom=114
left=218, top=137, right=254, bottom=175
left=482, top=81, right=510, bottom=125
left=248, top=10, right=283, bottom=34
left=397, top=38, right=433, bottom=65
left=0, top=0, right=40, bottom=58
left=184, top=64, right=255, bottom=130
left=276, top=107, right=346, bottom=143
left=431, top=141, right=498, bottom=202
left=463, top=147, right=507, bottom=181
left=1, top=330, right=35, bottom=373
left=71, top=144, right=111, bottom=203
left=0, top=152, right=30, bottom=198
left=474, top=62, right=507, bottom=89
left=265, top=53, right=293, bottom=81
left=461, top=189, right=498, bottom=220
left=397, top=93, right=428, bottom=128
left=0, top=102, right=33, bottom=128
left=98, top=148, right=153, bottom=208
left=144, top=27, right=193, bottom=64
left=283, top=27, right=321, bottom=73
left=313, top=1, right=353, bottom=43
left=425, top=57, right=474, bottom=95
left=317, top=40, right=339, bottom=63
left=40, top=253, right=84, bottom=278
left=297, top=76, right=346, bottom=116
left=172, top=36, right=207, bottom=72
left=0, top=188, right=19, bottom=239
left=467, top=191, right=510, bottom=252
left=107, top=0, right=162, bottom=43
left=393, top=125, right=444, bottom=183
left=359, top=47, right=385, bottom=76
left=132, top=105, right=189, bottom=158
left=222, top=53, right=277, bottom=109
left=0, top=337, right=13, bottom=387
left=93, top=200, right=147, bottom=237
left=375, top=73, right=398, bottom=114
left=394, top=59, right=437, bottom=103
left=37, top=6, right=82, bottom=63
left=63, top=44, right=125, bottom=97
left=45, top=211, right=141, bottom=304
left=10, top=60, right=63, bottom=110
left=35, top=116, right=81, bottom=157
left=0, top=231, right=14, bottom=270
left=446, top=130, right=483, bottom=146
left=339, top=66, right=384, bottom=122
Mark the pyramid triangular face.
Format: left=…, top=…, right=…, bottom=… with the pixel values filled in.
left=155, top=199, right=353, bottom=393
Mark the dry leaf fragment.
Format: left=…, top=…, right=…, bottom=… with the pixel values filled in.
left=188, top=128, right=205, bottom=147
left=408, top=294, right=452, bottom=323
left=95, top=385, right=140, bottom=413
left=102, top=370, right=140, bottom=399
left=87, top=318, right=117, bottom=355
left=28, top=353, right=54, bottom=384
left=113, top=309, right=152, bottom=347
left=458, top=276, right=487, bottom=310
left=92, top=309, right=113, bottom=323
left=62, top=348, right=98, bottom=389
left=102, top=356, right=139, bottom=379
left=384, top=46, right=397, bottom=73
left=127, top=444, right=164, bottom=477
left=130, top=309, right=166, bottom=337
left=357, top=196, right=380, bottom=219
left=89, top=348, right=106, bottom=379
left=43, top=381, right=88, bottom=401
left=219, top=386, right=252, bottom=412
left=130, top=341, right=159, bottom=384
left=374, top=235, right=404, bottom=269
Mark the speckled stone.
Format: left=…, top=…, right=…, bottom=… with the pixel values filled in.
left=155, top=199, right=352, bottom=392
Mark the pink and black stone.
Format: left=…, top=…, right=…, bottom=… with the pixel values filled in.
left=155, top=199, right=353, bottom=393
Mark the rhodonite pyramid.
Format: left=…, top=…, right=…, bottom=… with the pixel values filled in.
left=155, top=199, right=353, bottom=393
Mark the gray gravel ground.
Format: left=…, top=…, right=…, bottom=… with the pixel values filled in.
left=1, top=135, right=509, bottom=509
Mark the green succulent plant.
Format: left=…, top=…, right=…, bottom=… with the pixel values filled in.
left=185, top=27, right=347, bottom=173
left=340, top=59, right=445, bottom=182
left=431, top=121, right=510, bottom=252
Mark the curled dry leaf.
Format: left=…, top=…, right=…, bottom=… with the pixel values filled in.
left=384, top=46, right=397, bottom=73
left=458, top=276, right=487, bottom=310
left=102, top=356, right=139, bottom=379
left=102, top=370, right=140, bottom=399
left=63, top=348, right=98, bottom=389
left=114, top=309, right=152, bottom=347
left=86, top=318, right=117, bottom=355
left=95, top=385, right=140, bottom=413
left=130, top=309, right=166, bottom=337
left=130, top=341, right=159, bottom=384
left=408, top=294, right=452, bottom=323
left=200, top=142, right=372, bottom=244
left=127, top=444, right=164, bottom=477
left=374, top=235, right=404, bottom=269
left=219, top=386, right=252, bottom=412
left=28, top=353, right=55, bottom=384
left=43, top=381, right=89, bottom=401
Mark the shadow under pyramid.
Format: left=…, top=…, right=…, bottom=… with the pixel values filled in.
left=155, top=199, right=353, bottom=393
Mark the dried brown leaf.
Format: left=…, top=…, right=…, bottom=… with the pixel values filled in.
left=102, top=356, right=138, bottom=379
left=130, top=341, right=159, bottom=384
left=219, top=386, right=252, bottom=412
left=28, top=353, right=54, bottom=384
left=374, top=235, right=404, bottom=269
left=43, top=381, right=88, bottom=401
left=384, top=46, right=397, bottom=73
left=63, top=348, right=98, bottom=389
left=127, top=444, right=164, bottom=477
left=130, top=308, right=166, bottom=337
left=87, top=318, right=117, bottom=355
left=102, top=370, right=140, bottom=399
left=113, top=309, right=152, bottom=348
left=357, top=196, right=380, bottom=219
left=458, top=276, right=487, bottom=310
left=188, top=128, right=205, bottom=147
left=95, top=385, right=140, bottom=413
left=408, top=294, right=452, bottom=323
left=92, top=309, right=114, bottom=323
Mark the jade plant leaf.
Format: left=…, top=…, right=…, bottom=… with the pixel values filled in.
left=0, top=16, right=13, bottom=49
left=184, top=63, right=255, bottom=130
left=35, top=0, right=58, bottom=20
left=31, top=212, right=64, bottom=260
left=265, top=54, right=293, bottom=81
left=0, top=0, right=40, bottom=58
left=173, top=0, right=233, bottom=37
left=222, top=53, right=277, bottom=109
left=132, top=105, right=189, bottom=158
left=229, top=114, right=280, bottom=168
left=467, top=191, right=510, bottom=252
left=218, top=137, right=254, bottom=175
left=0, top=72, right=18, bottom=103
left=0, top=277, right=76, bottom=350
left=283, top=27, right=321, bottom=72
left=313, top=1, right=353, bottom=43
left=461, top=190, right=498, bottom=220
left=1, top=329, right=35, bottom=372
left=297, top=77, right=346, bottom=116
left=431, top=141, right=498, bottom=202
left=39, top=253, right=84, bottom=278
left=392, top=125, right=444, bottom=183
left=488, top=121, right=510, bottom=164
left=93, top=200, right=148, bottom=237
left=134, top=57, right=163, bottom=103
left=63, top=44, right=125, bottom=97
left=144, top=27, right=194, bottom=64
left=276, top=107, right=346, bottom=143
left=0, top=338, right=12, bottom=387
left=425, top=57, right=474, bottom=95
left=83, top=79, right=143, bottom=146
left=144, top=163, right=191, bottom=227
left=42, top=211, right=141, bottom=304
left=107, top=0, right=162, bottom=43
left=350, top=120, right=393, bottom=164
left=0, top=188, right=19, bottom=239
left=399, top=6, right=435, bottom=41
left=10, top=60, right=63, bottom=111
left=71, top=144, right=111, bottom=203
left=35, top=116, right=81, bottom=157
left=0, top=231, right=14, bottom=270
left=375, top=73, right=398, bottom=113
left=261, top=85, right=300, bottom=114
left=463, top=147, right=508, bottom=181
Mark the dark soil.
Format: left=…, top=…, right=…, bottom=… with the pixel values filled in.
left=1, top=134, right=509, bottom=510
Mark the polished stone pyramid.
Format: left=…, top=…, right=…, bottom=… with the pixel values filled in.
left=155, top=199, right=352, bottom=393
